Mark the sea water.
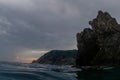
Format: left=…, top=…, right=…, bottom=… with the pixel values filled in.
left=0, top=61, right=120, bottom=80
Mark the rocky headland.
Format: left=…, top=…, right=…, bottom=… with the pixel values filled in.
left=32, top=50, right=77, bottom=65
left=76, top=11, right=120, bottom=67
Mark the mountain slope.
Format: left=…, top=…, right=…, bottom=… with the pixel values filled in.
left=32, top=50, right=77, bottom=65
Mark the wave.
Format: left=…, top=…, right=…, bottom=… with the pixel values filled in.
left=0, top=62, right=77, bottom=80
left=0, top=61, right=120, bottom=80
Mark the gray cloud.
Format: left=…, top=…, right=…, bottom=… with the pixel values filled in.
left=0, top=0, right=120, bottom=62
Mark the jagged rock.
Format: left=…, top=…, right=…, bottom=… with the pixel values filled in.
left=89, top=11, right=119, bottom=34
left=32, top=50, right=77, bottom=65
left=76, top=11, right=120, bottom=67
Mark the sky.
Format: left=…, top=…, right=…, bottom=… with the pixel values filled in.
left=0, top=0, right=120, bottom=63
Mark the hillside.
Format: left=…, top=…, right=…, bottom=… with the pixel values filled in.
left=32, top=50, right=77, bottom=65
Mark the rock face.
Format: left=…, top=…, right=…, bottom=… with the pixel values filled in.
left=76, top=11, right=120, bottom=67
left=32, top=50, right=77, bottom=65
left=76, top=28, right=98, bottom=66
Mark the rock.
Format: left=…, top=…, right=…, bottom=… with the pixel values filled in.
left=89, top=11, right=119, bottom=34
left=32, top=50, right=77, bottom=65
left=76, top=28, right=98, bottom=66
left=76, top=11, right=120, bottom=67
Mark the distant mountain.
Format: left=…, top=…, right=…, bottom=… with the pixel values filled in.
left=32, top=50, right=77, bottom=65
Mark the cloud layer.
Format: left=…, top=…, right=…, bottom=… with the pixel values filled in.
left=0, top=0, right=120, bottom=62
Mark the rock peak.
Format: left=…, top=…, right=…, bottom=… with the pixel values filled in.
left=76, top=11, right=120, bottom=67
left=89, top=11, right=119, bottom=34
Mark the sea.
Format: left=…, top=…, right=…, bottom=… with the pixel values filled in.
left=0, top=61, right=120, bottom=80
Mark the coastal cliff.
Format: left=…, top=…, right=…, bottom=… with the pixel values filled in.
left=76, top=11, right=120, bottom=67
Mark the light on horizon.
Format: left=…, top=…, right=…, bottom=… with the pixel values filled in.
left=15, top=50, right=48, bottom=63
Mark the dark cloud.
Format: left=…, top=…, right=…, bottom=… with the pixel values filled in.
left=0, top=0, right=120, bottom=62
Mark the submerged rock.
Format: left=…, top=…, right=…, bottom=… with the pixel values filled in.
left=76, top=11, right=120, bottom=67
left=32, top=50, right=77, bottom=65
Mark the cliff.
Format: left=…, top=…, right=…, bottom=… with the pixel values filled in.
left=76, top=11, right=120, bottom=67
left=32, top=50, right=77, bottom=65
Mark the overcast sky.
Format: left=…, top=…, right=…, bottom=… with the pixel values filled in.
left=0, top=0, right=120, bottom=63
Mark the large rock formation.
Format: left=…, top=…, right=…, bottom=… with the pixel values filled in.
left=32, top=50, right=77, bottom=65
left=76, top=11, right=120, bottom=67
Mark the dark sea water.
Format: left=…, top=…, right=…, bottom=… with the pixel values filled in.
left=0, top=62, right=120, bottom=80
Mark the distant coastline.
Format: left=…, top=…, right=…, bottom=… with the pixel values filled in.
left=32, top=49, right=77, bottom=65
